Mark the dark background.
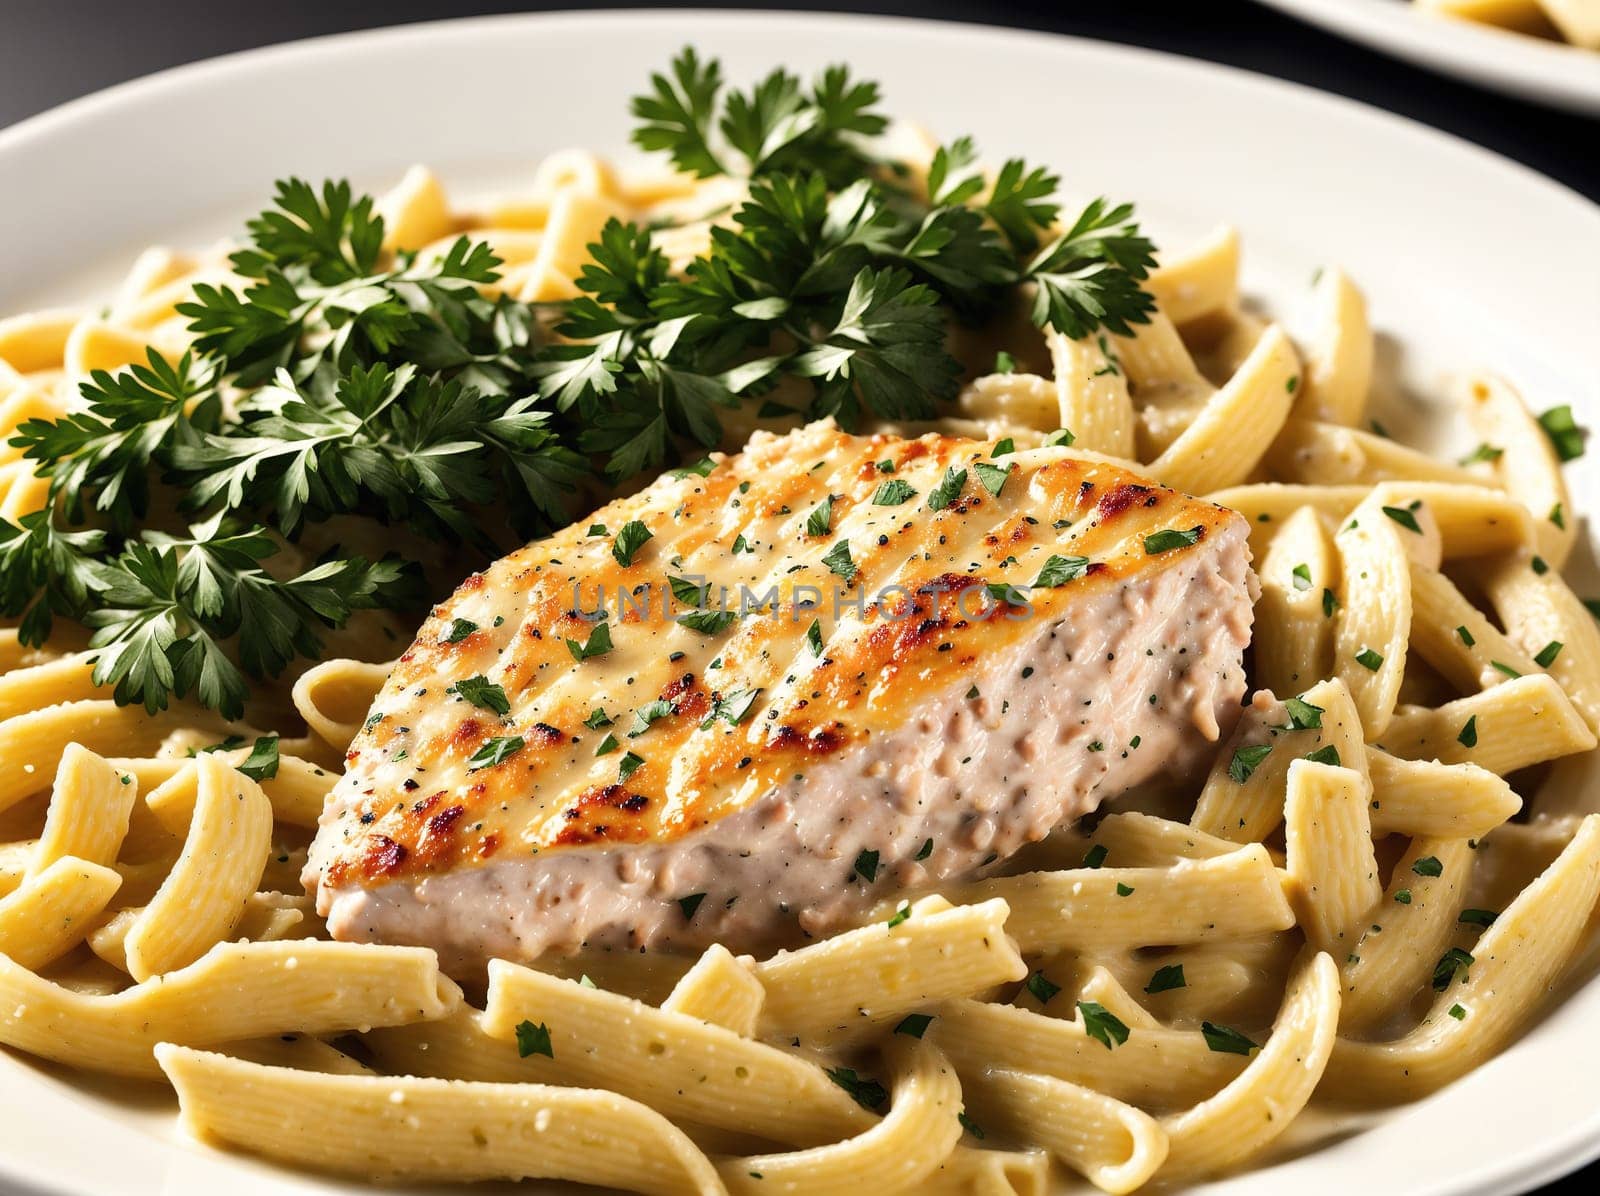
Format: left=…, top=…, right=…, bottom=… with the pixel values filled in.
left=1, top=2, right=1594, bottom=1193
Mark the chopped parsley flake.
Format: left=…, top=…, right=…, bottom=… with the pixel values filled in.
left=443, top=618, right=478, bottom=644
left=805, top=495, right=834, bottom=537
left=677, top=893, right=706, bottom=919
left=914, top=837, right=934, bottom=861
left=958, top=1112, right=986, bottom=1140
left=1304, top=744, right=1341, bottom=766
left=873, top=478, right=916, bottom=505
left=974, top=461, right=1012, bottom=497
left=822, top=539, right=857, bottom=581
left=825, top=1067, right=888, bottom=1110
left=992, top=437, right=1016, bottom=457
left=514, top=1020, right=553, bottom=1059
left=1457, top=625, right=1476, bottom=647
left=1432, top=947, right=1474, bottom=991
left=669, top=574, right=709, bottom=607
left=468, top=735, right=524, bottom=770
left=1145, top=964, right=1186, bottom=994
left=987, top=581, right=1029, bottom=607
left=1082, top=844, right=1109, bottom=869
left=450, top=675, right=510, bottom=716
left=1381, top=504, right=1422, bottom=533
left=678, top=608, right=739, bottom=634
left=612, top=520, right=654, bottom=566
left=1144, top=526, right=1203, bottom=554
left=1322, top=587, right=1338, bottom=617
left=1201, top=1022, right=1259, bottom=1056
left=1537, top=405, right=1585, bottom=462
left=927, top=466, right=968, bottom=512
left=1228, top=743, right=1274, bottom=783
left=629, top=698, right=674, bottom=737
left=566, top=622, right=613, bottom=662
left=702, top=687, right=761, bottom=729
left=854, top=848, right=881, bottom=882
left=1457, top=716, right=1478, bottom=748
left=1291, top=563, right=1312, bottom=591
left=993, top=351, right=1016, bottom=374
left=885, top=902, right=912, bottom=929
left=237, top=735, right=280, bottom=782
left=1033, top=553, right=1090, bottom=588
left=1078, top=1001, right=1130, bottom=1050
left=1355, top=647, right=1384, bottom=671
left=1025, top=971, right=1061, bottom=1004
left=1115, top=882, right=1135, bottom=897
left=1449, top=1003, right=1467, bottom=1020
left=1412, top=855, right=1444, bottom=878
left=594, top=732, right=620, bottom=756
left=1535, top=640, right=1564, bottom=668
left=1459, top=908, right=1498, bottom=927
left=805, top=618, right=824, bottom=657
left=1394, top=889, right=1412, bottom=904
left=617, top=751, right=645, bottom=782
left=895, top=1013, right=933, bottom=1038
left=1284, top=696, right=1324, bottom=729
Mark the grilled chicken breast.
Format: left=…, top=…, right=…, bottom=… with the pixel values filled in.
left=308, top=420, right=1253, bottom=972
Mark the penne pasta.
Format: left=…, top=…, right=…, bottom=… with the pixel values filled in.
left=717, top=1040, right=964, bottom=1195
left=1325, top=816, right=1600, bottom=1100
left=1293, top=267, right=1372, bottom=426
left=1284, top=760, right=1381, bottom=954
left=962, top=1066, right=1168, bottom=1194
left=157, top=1045, right=724, bottom=1194
left=482, top=961, right=873, bottom=1146
left=1158, top=952, right=1340, bottom=1178
left=758, top=896, right=1025, bottom=1041
left=1147, top=324, right=1300, bottom=494
left=1338, top=838, right=1474, bottom=1033
left=928, top=847, right=1294, bottom=954
left=0, top=940, right=460, bottom=1077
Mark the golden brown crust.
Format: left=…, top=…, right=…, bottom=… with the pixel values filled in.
left=320, top=422, right=1241, bottom=888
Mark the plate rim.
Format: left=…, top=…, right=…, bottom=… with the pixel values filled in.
left=0, top=7, right=1596, bottom=221
left=1255, top=0, right=1600, bottom=115
left=0, top=9, right=1597, bottom=1196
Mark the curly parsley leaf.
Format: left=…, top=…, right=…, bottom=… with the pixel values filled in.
left=1025, top=198, right=1157, bottom=339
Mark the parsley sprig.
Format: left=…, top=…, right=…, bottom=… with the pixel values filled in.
left=3, top=48, right=1157, bottom=719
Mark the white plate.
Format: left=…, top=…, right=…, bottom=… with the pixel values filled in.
left=1256, top=0, right=1600, bottom=115
left=1, top=10, right=1599, bottom=1196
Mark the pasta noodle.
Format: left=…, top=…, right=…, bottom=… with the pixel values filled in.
left=715, top=1040, right=964, bottom=1195
left=157, top=1045, right=727, bottom=1194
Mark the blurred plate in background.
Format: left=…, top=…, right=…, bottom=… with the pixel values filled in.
left=1257, top=0, right=1600, bottom=114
